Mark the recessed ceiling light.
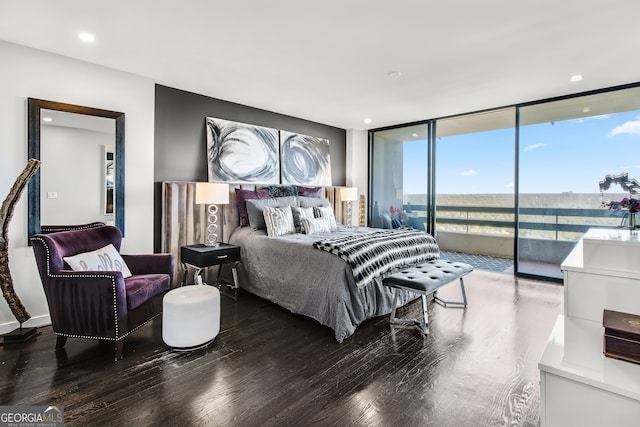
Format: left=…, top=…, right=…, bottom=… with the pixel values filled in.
left=412, top=133, right=419, bottom=137
left=78, top=32, right=95, bottom=43
left=364, top=118, right=372, bottom=124
left=570, top=74, right=583, bottom=82
left=387, top=71, right=402, bottom=78
left=42, top=117, right=52, bottom=122
left=582, top=107, right=591, bottom=113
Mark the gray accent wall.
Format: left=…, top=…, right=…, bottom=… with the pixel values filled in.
left=154, top=84, right=347, bottom=250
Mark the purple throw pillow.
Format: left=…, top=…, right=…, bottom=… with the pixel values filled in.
left=296, top=186, right=323, bottom=198
left=235, top=188, right=270, bottom=227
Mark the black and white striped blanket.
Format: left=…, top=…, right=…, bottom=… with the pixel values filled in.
left=313, top=228, right=440, bottom=288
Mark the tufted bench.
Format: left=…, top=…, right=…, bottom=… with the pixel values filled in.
left=382, top=259, right=473, bottom=334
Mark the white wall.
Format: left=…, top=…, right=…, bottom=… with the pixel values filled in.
left=346, top=129, right=368, bottom=226
left=41, top=126, right=114, bottom=224
left=0, top=41, right=155, bottom=333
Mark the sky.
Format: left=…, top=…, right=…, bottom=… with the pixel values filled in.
left=403, top=110, right=640, bottom=195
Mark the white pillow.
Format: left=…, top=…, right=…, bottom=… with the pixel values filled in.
left=263, top=206, right=296, bottom=237
left=246, top=196, right=299, bottom=230
left=302, top=217, right=332, bottom=234
left=64, top=243, right=132, bottom=278
left=313, top=206, right=338, bottom=230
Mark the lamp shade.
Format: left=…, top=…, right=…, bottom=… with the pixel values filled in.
left=195, top=182, right=229, bottom=205
left=340, top=187, right=358, bottom=201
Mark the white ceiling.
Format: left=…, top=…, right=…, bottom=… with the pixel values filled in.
left=1, top=1, right=639, bottom=131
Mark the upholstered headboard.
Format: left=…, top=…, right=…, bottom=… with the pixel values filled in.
left=221, top=184, right=344, bottom=239
left=161, top=182, right=345, bottom=281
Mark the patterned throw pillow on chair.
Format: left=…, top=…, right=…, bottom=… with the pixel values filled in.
left=63, top=243, right=132, bottom=278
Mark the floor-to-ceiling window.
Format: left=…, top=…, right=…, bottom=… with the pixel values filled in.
left=517, top=87, right=640, bottom=279
left=370, top=124, right=431, bottom=232
left=434, top=109, right=515, bottom=263
left=369, top=83, right=640, bottom=280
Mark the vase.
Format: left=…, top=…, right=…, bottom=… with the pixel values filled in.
left=629, top=212, right=637, bottom=229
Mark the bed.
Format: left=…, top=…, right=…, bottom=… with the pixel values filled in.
left=162, top=182, right=440, bottom=342
left=226, top=187, right=440, bottom=342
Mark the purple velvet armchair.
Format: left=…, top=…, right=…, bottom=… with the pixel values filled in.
left=31, top=225, right=175, bottom=361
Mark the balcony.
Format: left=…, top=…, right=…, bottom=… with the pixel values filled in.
left=398, top=204, right=631, bottom=280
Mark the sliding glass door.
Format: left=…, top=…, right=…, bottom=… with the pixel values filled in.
left=369, top=84, right=640, bottom=280
left=370, top=124, right=431, bottom=232
left=517, top=87, right=640, bottom=279
left=434, top=109, right=515, bottom=265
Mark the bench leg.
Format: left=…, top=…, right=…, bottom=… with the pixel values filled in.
left=433, top=277, right=468, bottom=308
left=389, top=288, right=429, bottom=334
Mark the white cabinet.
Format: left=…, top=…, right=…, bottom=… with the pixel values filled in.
left=561, top=229, right=640, bottom=325
left=539, top=317, right=640, bottom=427
left=562, top=238, right=640, bottom=323
left=539, top=228, right=640, bottom=426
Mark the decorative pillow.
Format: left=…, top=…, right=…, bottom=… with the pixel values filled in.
left=246, top=196, right=299, bottom=230
left=263, top=206, right=296, bottom=237
left=235, top=188, right=270, bottom=227
left=302, top=217, right=332, bottom=234
left=268, top=185, right=297, bottom=198
left=298, top=196, right=330, bottom=208
left=296, top=186, right=323, bottom=198
left=290, top=206, right=309, bottom=233
left=301, top=206, right=314, bottom=219
left=313, top=206, right=338, bottom=230
left=381, top=212, right=393, bottom=229
left=63, top=243, right=132, bottom=278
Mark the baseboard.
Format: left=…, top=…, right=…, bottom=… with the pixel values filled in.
left=0, top=314, right=51, bottom=335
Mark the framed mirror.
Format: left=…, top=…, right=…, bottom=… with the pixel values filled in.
left=27, top=98, right=125, bottom=240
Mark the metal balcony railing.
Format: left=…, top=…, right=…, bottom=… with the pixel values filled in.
left=402, top=204, right=630, bottom=239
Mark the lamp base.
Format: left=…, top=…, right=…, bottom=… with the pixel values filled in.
left=0, top=327, right=40, bottom=344
left=203, top=242, right=220, bottom=247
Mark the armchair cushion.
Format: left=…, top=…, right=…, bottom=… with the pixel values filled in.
left=125, top=274, right=172, bottom=310
left=121, top=253, right=174, bottom=277
left=31, top=225, right=176, bottom=356
left=63, top=243, right=132, bottom=278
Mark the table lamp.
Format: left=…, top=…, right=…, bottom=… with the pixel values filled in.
left=340, top=187, right=358, bottom=227
left=196, top=182, right=229, bottom=246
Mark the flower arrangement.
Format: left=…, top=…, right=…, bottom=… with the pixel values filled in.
left=600, top=173, right=640, bottom=228
left=606, top=197, right=640, bottom=213
left=606, top=197, right=640, bottom=228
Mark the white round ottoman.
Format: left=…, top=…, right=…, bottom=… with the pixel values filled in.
left=162, top=285, right=220, bottom=350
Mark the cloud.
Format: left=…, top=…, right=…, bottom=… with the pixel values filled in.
left=460, top=170, right=477, bottom=176
left=610, top=117, right=640, bottom=137
left=571, top=114, right=611, bottom=124
left=524, top=142, right=546, bottom=151
left=505, top=182, right=514, bottom=188
left=589, top=114, right=612, bottom=120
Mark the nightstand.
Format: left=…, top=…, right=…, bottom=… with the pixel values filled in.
left=180, top=243, right=241, bottom=300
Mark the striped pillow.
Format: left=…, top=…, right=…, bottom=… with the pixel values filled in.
left=302, top=217, right=332, bottom=234
left=291, top=206, right=313, bottom=233
left=263, top=206, right=295, bottom=237
left=313, top=206, right=337, bottom=230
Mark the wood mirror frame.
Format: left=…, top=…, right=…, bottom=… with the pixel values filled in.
left=27, top=98, right=125, bottom=240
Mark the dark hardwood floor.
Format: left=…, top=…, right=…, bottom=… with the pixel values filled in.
left=1, top=270, right=563, bottom=426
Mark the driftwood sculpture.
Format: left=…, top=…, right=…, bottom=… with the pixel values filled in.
left=0, top=158, right=41, bottom=324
